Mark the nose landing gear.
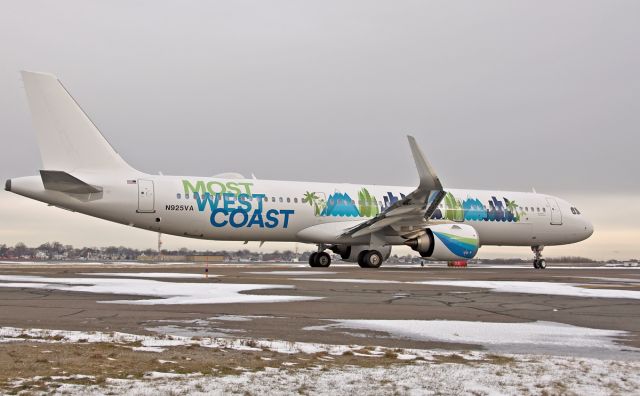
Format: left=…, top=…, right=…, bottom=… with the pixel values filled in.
left=532, top=245, right=546, bottom=269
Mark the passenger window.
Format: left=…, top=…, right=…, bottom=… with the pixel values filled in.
left=271, top=197, right=275, bottom=202
left=279, top=197, right=283, bottom=203
left=176, top=193, right=181, bottom=199
left=542, top=208, right=546, bottom=213
left=537, top=207, right=540, bottom=212
left=294, top=198, right=298, bottom=203
left=185, top=194, right=189, bottom=199
left=287, top=197, right=291, bottom=203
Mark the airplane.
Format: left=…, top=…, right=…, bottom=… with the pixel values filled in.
left=5, top=71, right=593, bottom=269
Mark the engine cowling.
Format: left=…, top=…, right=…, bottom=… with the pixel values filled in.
left=405, top=224, right=479, bottom=261
left=331, top=244, right=392, bottom=262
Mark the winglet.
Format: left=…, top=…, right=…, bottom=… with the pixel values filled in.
left=407, top=135, right=443, bottom=191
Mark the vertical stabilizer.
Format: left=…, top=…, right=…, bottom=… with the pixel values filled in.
left=21, top=71, right=136, bottom=173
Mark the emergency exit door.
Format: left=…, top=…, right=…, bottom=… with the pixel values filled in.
left=137, top=179, right=155, bottom=213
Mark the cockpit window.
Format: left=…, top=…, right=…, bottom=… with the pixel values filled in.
left=575, top=207, right=581, bottom=215
left=570, top=207, right=581, bottom=215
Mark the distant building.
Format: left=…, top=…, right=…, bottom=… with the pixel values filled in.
left=136, top=255, right=226, bottom=263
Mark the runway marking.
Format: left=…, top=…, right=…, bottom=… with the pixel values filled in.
left=290, top=278, right=402, bottom=284
left=0, top=275, right=321, bottom=305
left=246, top=271, right=337, bottom=275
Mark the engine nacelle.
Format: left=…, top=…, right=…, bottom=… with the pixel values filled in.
left=405, top=224, right=479, bottom=261
left=331, top=244, right=392, bottom=262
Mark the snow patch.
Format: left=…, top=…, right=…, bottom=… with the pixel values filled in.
left=47, top=359, right=640, bottom=395
left=80, top=272, right=214, bottom=279
left=418, top=280, right=640, bottom=299
left=321, top=319, right=638, bottom=357
left=0, top=275, right=321, bottom=305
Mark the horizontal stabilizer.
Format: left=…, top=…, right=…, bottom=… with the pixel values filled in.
left=40, top=170, right=102, bottom=194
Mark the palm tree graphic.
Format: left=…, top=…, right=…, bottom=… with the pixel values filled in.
left=303, top=191, right=324, bottom=216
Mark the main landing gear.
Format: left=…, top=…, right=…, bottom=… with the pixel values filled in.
left=532, top=245, right=546, bottom=269
left=309, top=251, right=331, bottom=268
left=357, top=250, right=383, bottom=269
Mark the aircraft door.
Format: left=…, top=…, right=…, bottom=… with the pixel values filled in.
left=546, top=198, right=562, bottom=225
left=137, top=179, right=155, bottom=213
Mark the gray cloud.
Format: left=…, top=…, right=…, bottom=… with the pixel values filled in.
left=1, top=1, right=639, bottom=257
left=2, top=1, right=639, bottom=192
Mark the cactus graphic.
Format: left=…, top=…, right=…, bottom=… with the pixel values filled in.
left=444, top=192, right=464, bottom=222
left=357, top=188, right=379, bottom=217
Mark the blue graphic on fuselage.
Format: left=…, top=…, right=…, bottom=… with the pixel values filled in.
left=195, top=193, right=294, bottom=229
left=321, top=192, right=360, bottom=217
left=431, top=195, right=520, bottom=222
left=382, top=192, right=406, bottom=210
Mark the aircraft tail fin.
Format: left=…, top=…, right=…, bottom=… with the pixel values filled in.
left=21, top=71, right=136, bottom=173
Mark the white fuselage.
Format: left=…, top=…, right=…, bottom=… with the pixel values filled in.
left=8, top=173, right=594, bottom=249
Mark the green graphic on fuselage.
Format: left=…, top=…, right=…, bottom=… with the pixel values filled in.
left=306, top=188, right=379, bottom=218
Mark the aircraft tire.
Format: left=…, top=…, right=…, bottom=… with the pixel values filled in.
left=538, top=259, right=546, bottom=269
left=315, top=252, right=331, bottom=268
left=533, top=259, right=540, bottom=269
left=357, top=250, right=369, bottom=268
left=309, top=252, right=318, bottom=267
left=363, top=250, right=383, bottom=269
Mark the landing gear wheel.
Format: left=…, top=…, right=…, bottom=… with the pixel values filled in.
left=315, top=252, right=331, bottom=268
left=362, top=250, right=383, bottom=269
left=309, top=252, right=318, bottom=267
left=531, top=246, right=546, bottom=270
left=357, top=250, right=369, bottom=268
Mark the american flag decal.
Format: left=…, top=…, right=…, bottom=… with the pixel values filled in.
left=127, top=180, right=137, bottom=184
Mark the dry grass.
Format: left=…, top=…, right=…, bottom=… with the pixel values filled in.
left=0, top=339, right=522, bottom=394
left=0, top=340, right=412, bottom=394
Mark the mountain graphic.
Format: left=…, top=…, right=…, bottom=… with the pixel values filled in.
left=320, top=192, right=360, bottom=217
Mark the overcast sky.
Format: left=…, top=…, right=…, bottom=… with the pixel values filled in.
left=1, top=1, right=638, bottom=259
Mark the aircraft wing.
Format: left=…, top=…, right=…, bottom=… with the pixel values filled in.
left=340, top=136, right=445, bottom=239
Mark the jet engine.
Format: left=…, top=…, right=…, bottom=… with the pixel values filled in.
left=404, top=223, right=479, bottom=261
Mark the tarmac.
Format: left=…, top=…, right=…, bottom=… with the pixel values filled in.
left=0, top=261, right=639, bottom=357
